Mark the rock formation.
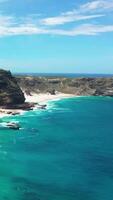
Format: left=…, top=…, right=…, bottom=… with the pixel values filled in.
left=17, top=76, right=113, bottom=97
left=0, top=69, right=25, bottom=107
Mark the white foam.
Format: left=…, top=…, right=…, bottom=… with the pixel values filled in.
left=0, top=122, right=7, bottom=127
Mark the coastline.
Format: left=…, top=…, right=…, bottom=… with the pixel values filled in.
left=0, top=93, right=75, bottom=118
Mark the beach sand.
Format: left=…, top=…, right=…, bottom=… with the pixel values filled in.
left=25, top=92, right=74, bottom=104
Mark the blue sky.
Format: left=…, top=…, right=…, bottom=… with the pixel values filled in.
left=0, top=0, right=113, bottom=73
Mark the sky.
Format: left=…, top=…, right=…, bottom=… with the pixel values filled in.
left=0, top=0, right=113, bottom=73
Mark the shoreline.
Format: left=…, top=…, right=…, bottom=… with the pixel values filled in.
left=0, top=93, right=111, bottom=119
left=0, top=93, right=75, bottom=118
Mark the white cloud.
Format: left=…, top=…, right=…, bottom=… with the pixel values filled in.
left=41, top=14, right=103, bottom=26
left=0, top=1, right=113, bottom=37
left=52, top=24, right=113, bottom=36
left=0, top=15, right=113, bottom=37
left=0, top=15, right=14, bottom=26
left=0, top=24, right=46, bottom=36
left=80, top=0, right=113, bottom=12
left=41, top=0, right=113, bottom=26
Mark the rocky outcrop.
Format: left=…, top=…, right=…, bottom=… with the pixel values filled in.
left=17, top=76, right=113, bottom=97
left=0, top=69, right=25, bottom=107
left=6, top=122, right=21, bottom=130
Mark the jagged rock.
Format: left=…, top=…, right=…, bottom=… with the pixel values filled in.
left=47, top=89, right=56, bottom=95
left=6, top=122, right=20, bottom=130
left=38, top=104, right=47, bottom=109
left=3, top=102, right=37, bottom=110
left=24, top=90, right=32, bottom=96
left=0, top=69, right=25, bottom=107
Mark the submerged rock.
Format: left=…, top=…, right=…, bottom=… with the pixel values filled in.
left=6, top=122, right=20, bottom=130
left=37, top=104, right=47, bottom=109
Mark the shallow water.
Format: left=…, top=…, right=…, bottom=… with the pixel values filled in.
left=0, top=97, right=113, bottom=200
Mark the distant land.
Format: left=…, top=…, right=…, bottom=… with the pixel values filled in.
left=17, top=74, right=113, bottom=97
left=14, top=73, right=113, bottom=78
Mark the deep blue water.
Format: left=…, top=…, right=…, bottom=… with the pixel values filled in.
left=15, top=73, right=113, bottom=78
left=0, top=97, right=113, bottom=200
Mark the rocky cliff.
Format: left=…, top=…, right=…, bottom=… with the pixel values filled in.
left=0, top=69, right=25, bottom=107
left=17, top=76, right=113, bottom=97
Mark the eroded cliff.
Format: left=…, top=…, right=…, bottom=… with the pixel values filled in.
left=0, top=69, right=25, bottom=106
left=17, top=76, right=113, bottom=97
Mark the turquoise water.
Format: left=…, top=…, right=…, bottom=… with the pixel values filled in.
left=0, top=97, right=113, bottom=200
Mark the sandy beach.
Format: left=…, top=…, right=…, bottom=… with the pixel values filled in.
left=0, top=93, right=75, bottom=118
left=25, top=92, right=74, bottom=104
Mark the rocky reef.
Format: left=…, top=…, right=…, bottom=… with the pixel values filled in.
left=17, top=76, right=113, bottom=97
left=0, top=69, right=25, bottom=107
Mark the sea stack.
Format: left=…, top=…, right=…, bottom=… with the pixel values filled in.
left=0, top=69, right=25, bottom=107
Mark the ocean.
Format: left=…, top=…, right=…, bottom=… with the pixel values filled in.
left=0, top=96, right=113, bottom=200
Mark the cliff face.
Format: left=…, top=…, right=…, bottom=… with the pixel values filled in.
left=0, top=69, right=25, bottom=106
left=17, top=76, right=113, bottom=97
